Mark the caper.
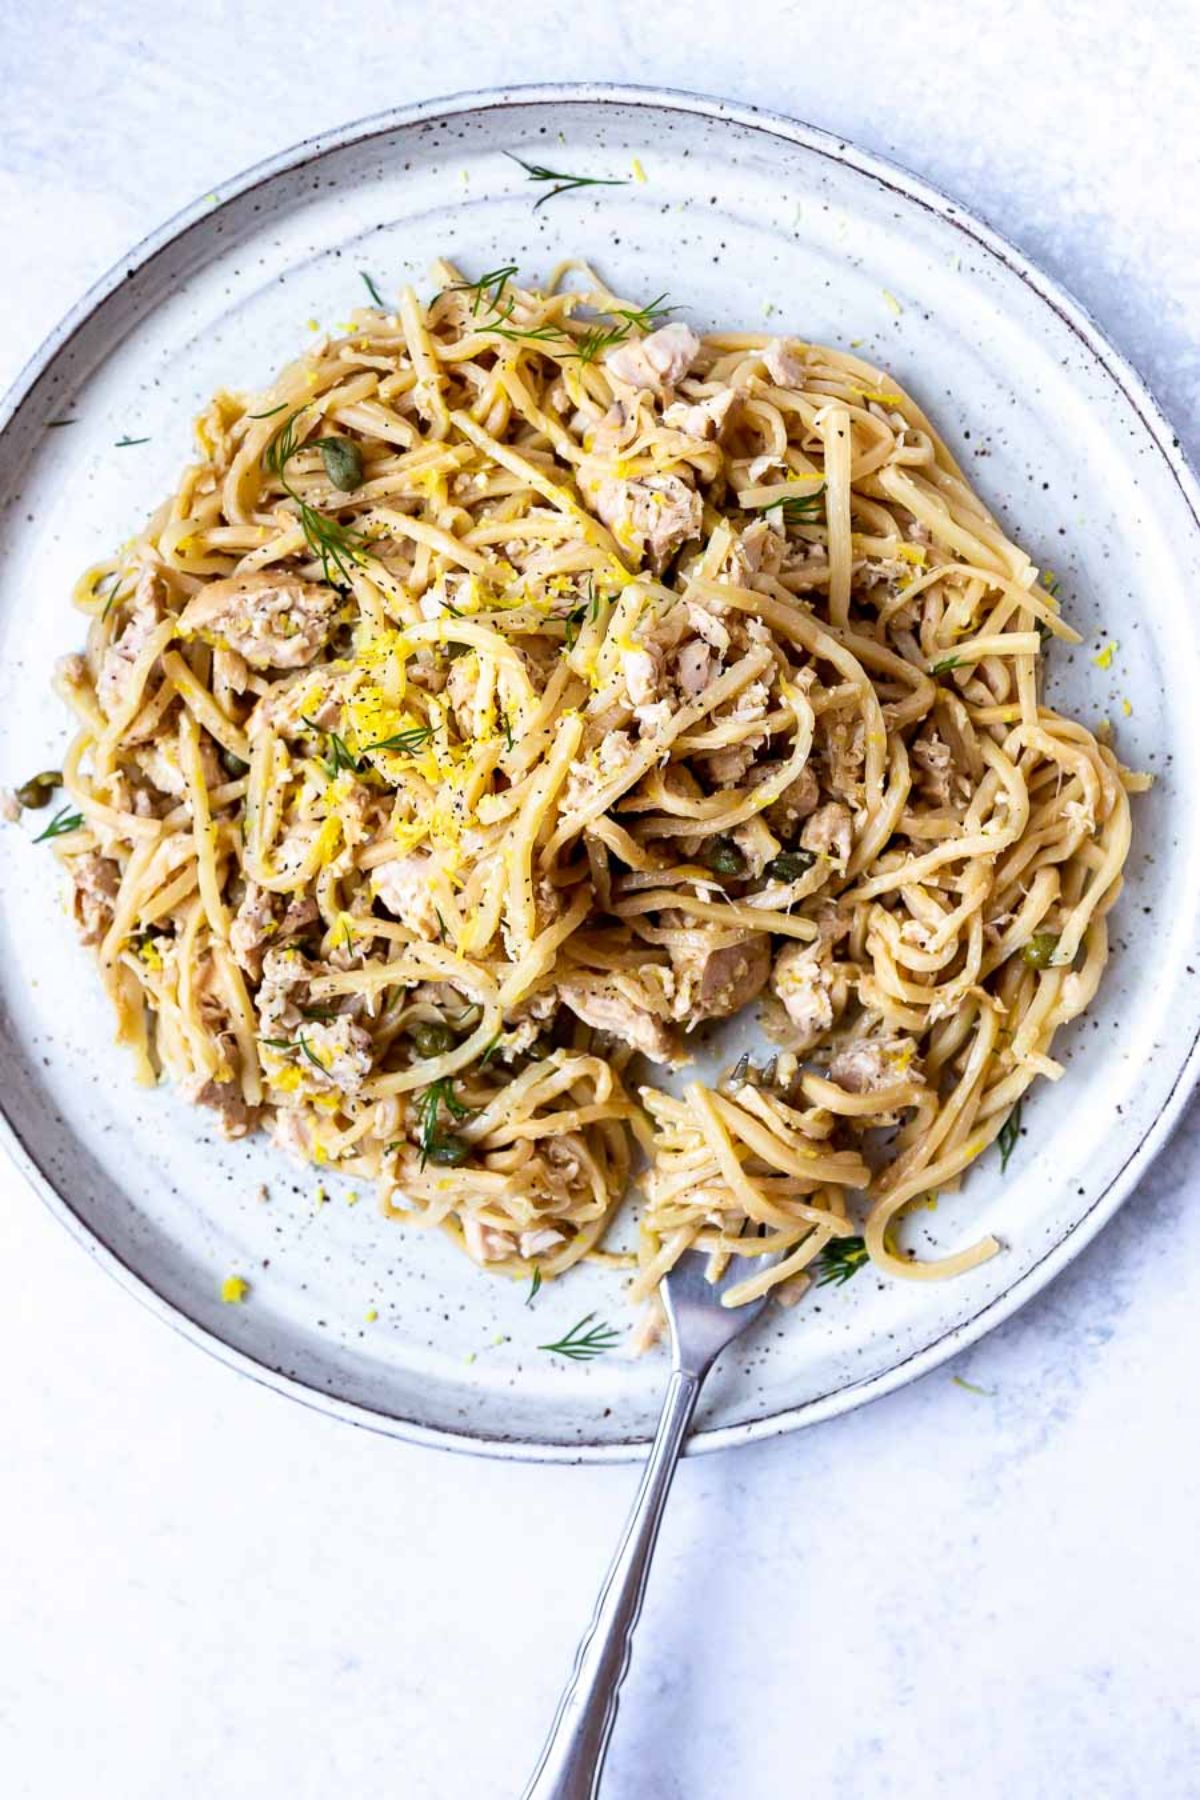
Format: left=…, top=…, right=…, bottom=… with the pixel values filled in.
left=704, top=836, right=747, bottom=878
left=766, top=849, right=816, bottom=882
left=426, top=1135, right=470, bottom=1166
left=1020, top=932, right=1060, bottom=969
left=220, top=748, right=250, bottom=779
left=316, top=436, right=363, bottom=492
left=15, top=771, right=62, bottom=809
left=411, top=1020, right=458, bottom=1057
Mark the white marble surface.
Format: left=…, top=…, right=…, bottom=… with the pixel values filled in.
left=2, top=6, right=1200, bottom=1797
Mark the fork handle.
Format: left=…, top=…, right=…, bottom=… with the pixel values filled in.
left=520, top=1367, right=702, bottom=1800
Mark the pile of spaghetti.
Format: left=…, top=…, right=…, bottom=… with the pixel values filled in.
left=42, top=258, right=1139, bottom=1311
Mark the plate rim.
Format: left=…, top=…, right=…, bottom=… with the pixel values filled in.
left=3, top=80, right=1199, bottom=1464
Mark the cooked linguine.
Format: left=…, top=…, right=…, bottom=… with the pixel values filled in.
left=37, top=259, right=1140, bottom=1314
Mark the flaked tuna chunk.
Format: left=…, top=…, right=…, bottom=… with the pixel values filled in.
left=594, top=473, right=703, bottom=574
left=180, top=571, right=337, bottom=670
left=604, top=322, right=700, bottom=394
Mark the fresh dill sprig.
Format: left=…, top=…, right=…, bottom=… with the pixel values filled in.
left=563, top=578, right=602, bottom=648
left=480, top=296, right=572, bottom=348
left=572, top=321, right=632, bottom=364
left=264, top=409, right=369, bottom=587
left=610, top=292, right=671, bottom=332
left=814, top=1236, right=870, bottom=1286
left=537, top=1312, right=622, bottom=1360
left=416, top=1077, right=473, bottom=1169
left=562, top=603, right=588, bottom=650
left=360, top=270, right=385, bottom=308
left=952, top=1374, right=995, bottom=1397
left=46, top=417, right=77, bottom=429
left=114, top=434, right=150, bottom=448
left=297, top=500, right=365, bottom=585
left=247, top=402, right=288, bottom=420
left=33, top=805, right=84, bottom=843
left=505, top=153, right=629, bottom=210
left=260, top=1032, right=324, bottom=1072
left=760, top=484, right=826, bottom=524
left=998, top=1100, right=1022, bottom=1174
left=526, top=1267, right=542, bottom=1306
left=301, top=717, right=362, bottom=778
left=99, top=577, right=129, bottom=623
left=930, top=655, right=961, bottom=677
left=448, top=264, right=520, bottom=315
left=360, top=724, right=435, bottom=755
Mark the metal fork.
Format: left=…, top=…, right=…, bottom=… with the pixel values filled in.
left=521, top=1250, right=774, bottom=1800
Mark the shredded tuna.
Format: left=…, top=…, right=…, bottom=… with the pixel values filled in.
left=604, top=322, right=700, bottom=394
left=300, top=1016, right=374, bottom=1093
left=562, top=731, right=638, bottom=816
left=661, top=388, right=737, bottom=439
left=519, top=1226, right=566, bottom=1258
left=762, top=340, right=807, bottom=386
left=726, top=517, right=786, bottom=583
left=828, top=1036, right=921, bottom=1094
left=594, top=473, right=703, bottom=574
left=801, top=801, right=854, bottom=868
left=372, top=852, right=442, bottom=940
left=685, top=602, right=731, bottom=654
left=97, top=568, right=165, bottom=719
left=676, top=639, right=714, bottom=697
left=247, top=672, right=341, bottom=741
left=180, top=571, right=337, bottom=670
left=231, top=882, right=318, bottom=979
left=670, top=933, right=771, bottom=1021
left=231, top=883, right=277, bottom=976
left=462, top=1217, right=516, bottom=1264
left=825, top=718, right=866, bottom=796
left=70, top=852, right=120, bottom=945
left=765, top=763, right=820, bottom=835
left=911, top=730, right=958, bottom=808
left=620, top=644, right=662, bottom=708
left=0, top=789, right=21, bottom=823
left=557, top=973, right=679, bottom=1063
left=256, top=944, right=311, bottom=1032
left=772, top=943, right=837, bottom=1048
left=702, top=742, right=758, bottom=785
left=189, top=1077, right=260, bottom=1139
left=270, top=1106, right=320, bottom=1163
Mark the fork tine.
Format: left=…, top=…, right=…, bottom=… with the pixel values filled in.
left=661, top=1242, right=777, bottom=1377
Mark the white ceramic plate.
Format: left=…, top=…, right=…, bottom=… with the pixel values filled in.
left=2, top=85, right=1199, bottom=1461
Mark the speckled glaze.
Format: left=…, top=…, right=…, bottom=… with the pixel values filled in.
left=1, top=85, right=1198, bottom=1463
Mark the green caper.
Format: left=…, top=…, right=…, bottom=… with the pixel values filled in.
left=411, top=1020, right=459, bottom=1057
left=704, top=836, right=747, bottom=878
left=765, top=849, right=816, bottom=882
left=316, top=436, right=363, bottom=492
left=220, top=748, right=250, bottom=779
left=426, top=1135, right=470, bottom=1166
left=1021, top=932, right=1060, bottom=969
left=15, top=771, right=62, bottom=810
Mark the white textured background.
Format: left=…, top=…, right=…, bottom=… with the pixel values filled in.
left=3, top=6, right=1200, bottom=1798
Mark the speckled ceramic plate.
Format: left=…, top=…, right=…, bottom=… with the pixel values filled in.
left=2, top=85, right=1199, bottom=1461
